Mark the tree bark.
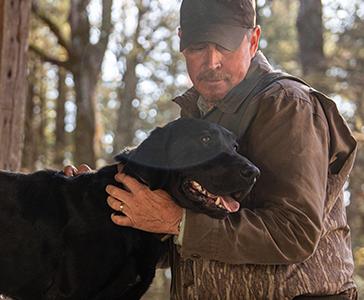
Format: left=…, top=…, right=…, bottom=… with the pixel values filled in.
left=0, top=0, right=31, bottom=171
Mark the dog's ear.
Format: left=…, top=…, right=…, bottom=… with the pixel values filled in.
left=124, top=127, right=172, bottom=169
left=114, top=130, right=171, bottom=190
left=131, top=165, right=170, bottom=191
left=115, top=160, right=170, bottom=191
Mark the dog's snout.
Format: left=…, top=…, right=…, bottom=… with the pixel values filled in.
left=240, top=165, right=260, bottom=184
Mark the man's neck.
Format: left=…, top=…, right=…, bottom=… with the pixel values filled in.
left=197, top=96, right=217, bottom=115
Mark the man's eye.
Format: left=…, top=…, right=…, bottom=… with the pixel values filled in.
left=216, top=44, right=231, bottom=53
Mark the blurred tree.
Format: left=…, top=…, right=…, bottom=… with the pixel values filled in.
left=22, top=57, right=38, bottom=171
left=110, top=0, right=185, bottom=153
left=54, top=67, right=68, bottom=166
left=296, top=0, right=330, bottom=93
left=257, top=0, right=300, bottom=73
left=31, top=0, right=113, bottom=168
left=0, top=0, right=31, bottom=170
left=27, top=0, right=186, bottom=168
left=22, top=57, right=48, bottom=170
left=113, top=0, right=146, bottom=151
left=296, top=0, right=325, bottom=75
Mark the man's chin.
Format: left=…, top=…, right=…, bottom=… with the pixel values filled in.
left=197, top=83, right=231, bottom=102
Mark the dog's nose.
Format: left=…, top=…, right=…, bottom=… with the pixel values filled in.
left=240, top=165, right=260, bottom=184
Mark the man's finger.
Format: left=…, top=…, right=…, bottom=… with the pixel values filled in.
left=106, top=185, right=131, bottom=203
left=115, top=173, right=146, bottom=194
left=111, top=214, right=133, bottom=227
left=77, top=164, right=92, bottom=173
left=63, top=164, right=93, bottom=176
left=63, top=165, right=78, bottom=177
left=106, top=196, right=126, bottom=212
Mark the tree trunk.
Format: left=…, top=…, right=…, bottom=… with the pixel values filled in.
left=39, top=77, right=47, bottom=165
left=296, top=0, right=325, bottom=76
left=68, top=0, right=113, bottom=168
left=21, top=60, right=47, bottom=170
left=54, top=67, right=67, bottom=167
left=114, top=56, right=138, bottom=152
left=114, top=1, right=147, bottom=152
left=73, top=69, right=97, bottom=167
left=0, top=0, right=31, bottom=171
left=21, top=74, right=36, bottom=170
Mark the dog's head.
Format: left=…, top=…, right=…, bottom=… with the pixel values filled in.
left=115, top=118, right=260, bottom=219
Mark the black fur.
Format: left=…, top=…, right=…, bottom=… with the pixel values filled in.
left=0, top=118, right=259, bottom=300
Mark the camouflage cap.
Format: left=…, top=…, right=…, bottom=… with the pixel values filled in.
left=179, top=0, right=256, bottom=51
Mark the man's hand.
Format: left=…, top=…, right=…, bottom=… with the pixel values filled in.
left=63, top=164, right=93, bottom=176
left=106, top=172, right=183, bottom=235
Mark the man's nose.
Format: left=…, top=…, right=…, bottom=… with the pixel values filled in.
left=205, top=46, right=222, bottom=69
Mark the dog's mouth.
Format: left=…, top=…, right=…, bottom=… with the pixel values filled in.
left=183, top=180, right=241, bottom=213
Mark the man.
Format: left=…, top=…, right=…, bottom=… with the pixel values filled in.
left=67, top=0, right=358, bottom=299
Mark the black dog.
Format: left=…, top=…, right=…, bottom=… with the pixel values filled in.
left=0, top=118, right=259, bottom=300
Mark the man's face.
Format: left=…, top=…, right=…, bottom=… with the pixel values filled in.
left=182, top=27, right=260, bottom=104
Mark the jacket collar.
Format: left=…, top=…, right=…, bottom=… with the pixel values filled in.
left=172, top=51, right=274, bottom=116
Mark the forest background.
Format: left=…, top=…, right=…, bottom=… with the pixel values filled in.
left=0, top=0, right=363, bottom=298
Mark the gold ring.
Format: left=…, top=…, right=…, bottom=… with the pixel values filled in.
left=119, top=203, right=124, bottom=211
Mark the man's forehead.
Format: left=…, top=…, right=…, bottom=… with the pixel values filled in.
left=181, top=27, right=251, bottom=53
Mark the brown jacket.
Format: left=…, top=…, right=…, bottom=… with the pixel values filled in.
left=169, top=52, right=358, bottom=300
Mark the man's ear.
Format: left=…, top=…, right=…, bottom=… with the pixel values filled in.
left=178, top=27, right=182, bottom=39
left=249, top=25, right=261, bottom=57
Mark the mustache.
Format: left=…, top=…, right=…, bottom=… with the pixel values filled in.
left=197, top=69, right=231, bottom=81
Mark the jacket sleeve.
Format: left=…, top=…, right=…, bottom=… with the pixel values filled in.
left=179, top=89, right=330, bottom=264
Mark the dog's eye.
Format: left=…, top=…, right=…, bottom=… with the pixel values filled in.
left=200, top=136, right=211, bottom=144
left=233, top=145, right=239, bottom=151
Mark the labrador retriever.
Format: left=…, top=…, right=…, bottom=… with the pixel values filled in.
left=0, top=118, right=259, bottom=300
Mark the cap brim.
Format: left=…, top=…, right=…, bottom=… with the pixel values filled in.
left=180, top=23, right=248, bottom=52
